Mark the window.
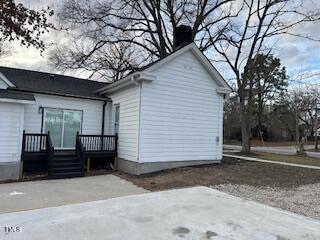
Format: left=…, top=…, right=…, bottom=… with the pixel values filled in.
left=114, top=105, right=120, bottom=134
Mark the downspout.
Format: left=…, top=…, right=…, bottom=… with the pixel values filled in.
left=40, top=107, right=44, bottom=134
left=101, top=100, right=107, bottom=151
left=217, top=95, right=223, bottom=160
left=101, top=100, right=107, bottom=135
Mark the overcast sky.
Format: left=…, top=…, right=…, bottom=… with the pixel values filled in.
left=1, top=0, right=320, bottom=86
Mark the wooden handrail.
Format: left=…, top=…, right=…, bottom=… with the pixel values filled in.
left=23, top=133, right=48, bottom=136
left=46, top=131, right=55, bottom=176
left=78, top=134, right=117, bottom=137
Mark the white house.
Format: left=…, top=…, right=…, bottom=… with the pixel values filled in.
left=0, top=40, right=231, bottom=181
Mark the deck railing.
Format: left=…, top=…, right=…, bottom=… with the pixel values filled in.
left=22, top=131, right=55, bottom=174
left=22, top=131, right=48, bottom=153
left=78, top=134, right=117, bottom=153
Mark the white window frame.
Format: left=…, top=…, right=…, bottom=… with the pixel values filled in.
left=114, top=104, right=120, bottom=134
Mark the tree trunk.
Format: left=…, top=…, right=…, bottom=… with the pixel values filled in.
left=315, top=107, right=318, bottom=151
left=241, top=119, right=251, bottom=153
left=240, top=71, right=255, bottom=154
left=240, top=96, right=251, bottom=153
left=257, top=109, right=263, bottom=139
left=295, top=110, right=305, bottom=154
left=257, top=94, right=264, bottom=139
left=295, top=111, right=300, bottom=146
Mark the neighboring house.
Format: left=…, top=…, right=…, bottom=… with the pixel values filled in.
left=0, top=31, right=231, bottom=181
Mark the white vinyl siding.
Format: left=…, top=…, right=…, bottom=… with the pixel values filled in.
left=139, top=50, right=223, bottom=162
left=108, top=85, right=140, bottom=162
left=0, top=102, right=24, bottom=163
left=23, top=94, right=110, bottom=135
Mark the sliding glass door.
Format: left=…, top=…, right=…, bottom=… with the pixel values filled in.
left=44, top=108, right=82, bottom=148
left=44, top=109, right=63, bottom=147
left=62, top=110, right=82, bottom=148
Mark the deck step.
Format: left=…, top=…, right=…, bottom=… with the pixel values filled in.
left=53, top=154, right=77, bottom=159
left=53, top=157, right=79, bottom=163
left=49, top=151, right=84, bottom=179
left=53, top=162, right=81, bottom=168
left=54, top=150, right=76, bottom=156
left=49, top=172, right=84, bottom=179
left=53, top=166, right=82, bottom=174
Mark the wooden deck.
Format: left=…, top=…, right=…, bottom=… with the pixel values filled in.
left=21, top=131, right=117, bottom=177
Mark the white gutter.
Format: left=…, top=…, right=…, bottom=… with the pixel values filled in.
left=0, top=98, right=35, bottom=105
left=96, top=72, right=156, bottom=94
left=216, top=86, right=232, bottom=94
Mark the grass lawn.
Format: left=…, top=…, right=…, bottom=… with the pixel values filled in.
left=307, top=149, right=320, bottom=152
left=116, top=157, right=320, bottom=191
left=234, top=152, right=320, bottom=167
left=224, top=139, right=315, bottom=147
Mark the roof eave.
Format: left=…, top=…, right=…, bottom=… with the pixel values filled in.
left=216, top=87, right=232, bottom=94
left=0, top=98, right=35, bottom=105
left=8, top=88, right=110, bottom=101
left=97, top=72, right=156, bottom=94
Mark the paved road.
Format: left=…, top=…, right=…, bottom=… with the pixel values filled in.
left=224, top=153, right=320, bottom=169
left=0, top=175, right=147, bottom=214
left=1, top=186, right=319, bottom=240
left=224, top=144, right=320, bottom=158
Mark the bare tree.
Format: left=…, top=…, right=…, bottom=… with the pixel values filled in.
left=0, top=0, right=54, bottom=52
left=224, top=95, right=241, bottom=142
left=279, top=86, right=320, bottom=153
left=242, top=53, right=288, bottom=139
left=211, top=0, right=320, bottom=153
left=0, top=39, right=10, bottom=60
left=52, top=42, right=139, bottom=82
left=51, top=0, right=236, bottom=80
left=303, top=86, right=320, bottom=150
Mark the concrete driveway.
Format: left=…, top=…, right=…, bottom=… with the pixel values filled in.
left=0, top=186, right=319, bottom=240
left=224, top=144, right=320, bottom=158
left=0, top=175, right=147, bottom=214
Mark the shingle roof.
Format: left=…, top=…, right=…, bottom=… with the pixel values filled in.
left=0, top=89, right=35, bottom=101
left=0, top=66, right=109, bottom=100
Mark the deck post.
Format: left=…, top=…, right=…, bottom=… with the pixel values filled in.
left=100, top=135, right=103, bottom=151
left=87, top=157, right=91, bottom=173
left=114, top=134, right=118, bottom=170
left=19, top=161, right=24, bottom=179
left=114, top=156, right=118, bottom=170
left=21, top=130, right=26, bottom=154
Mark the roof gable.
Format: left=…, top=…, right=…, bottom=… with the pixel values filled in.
left=143, top=43, right=231, bottom=92
left=97, top=43, right=232, bottom=95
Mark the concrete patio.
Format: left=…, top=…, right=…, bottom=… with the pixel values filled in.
left=0, top=175, right=147, bottom=213
left=0, top=186, right=319, bottom=240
